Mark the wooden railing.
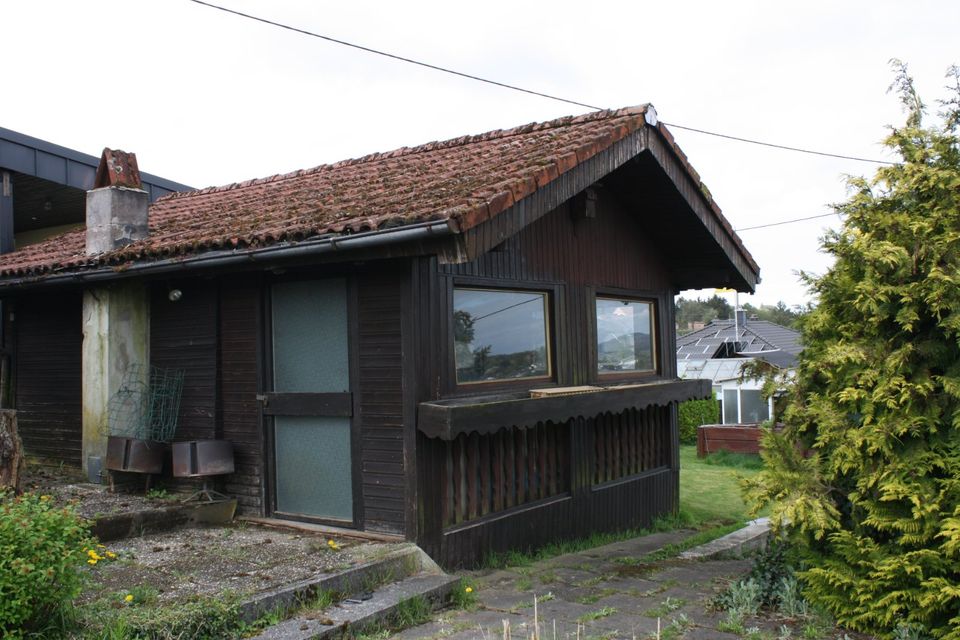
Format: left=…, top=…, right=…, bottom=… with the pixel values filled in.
left=441, top=422, right=570, bottom=527
left=592, top=405, right=670, bottom=485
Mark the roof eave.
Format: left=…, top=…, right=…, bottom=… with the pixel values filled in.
left=0, top=219, right=457, bottom=290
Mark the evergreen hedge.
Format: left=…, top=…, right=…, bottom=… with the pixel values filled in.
left=744, top=63, right=960, bottom=639
left=678, top=398, right=720, bottom=444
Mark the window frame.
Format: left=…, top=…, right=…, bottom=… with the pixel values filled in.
left=449, top=280, right=557, bottom=391
left=593, top=292, right=659, bottom=382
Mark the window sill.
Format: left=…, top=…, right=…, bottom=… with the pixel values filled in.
left=417, top=378, right=711, bottom=440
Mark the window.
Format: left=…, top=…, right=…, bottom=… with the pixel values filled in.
left=453, top=288, right=551, bottom=384
left=721, top=388, right=771, bottom=424
left=596, top=297, right=656, bottom=375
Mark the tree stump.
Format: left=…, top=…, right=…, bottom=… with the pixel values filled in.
left=0, top=410, right=23, bottom=494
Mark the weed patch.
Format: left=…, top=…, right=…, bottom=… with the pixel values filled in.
left=576, top=606, right=617, bottom=623
left=449, top=578, right=477, bottom=611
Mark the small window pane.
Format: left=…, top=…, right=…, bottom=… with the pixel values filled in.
left=723, top=389, right=739, bottom=424
left=454, top=289, right=550, bottom=384
left=596, top=298, right=655, bottom=374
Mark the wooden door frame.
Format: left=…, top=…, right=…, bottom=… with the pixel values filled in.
left=260, top=274, right=364, bottom=529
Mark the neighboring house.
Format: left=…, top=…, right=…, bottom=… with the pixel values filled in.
left=0, top=126, right=190, bottom=251
left=676, top=310, right=801, bottom=425
left=0, top=106, right=759, bottom=567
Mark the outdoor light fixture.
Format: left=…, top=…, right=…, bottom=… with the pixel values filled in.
left=168, top=289, right=183, bottom=302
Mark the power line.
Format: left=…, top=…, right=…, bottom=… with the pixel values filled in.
left=661, top=123, right=896, bottom=166
left=187, top=0, right=599, bottom=111
left=471, top=296, right=542, bottom=323
left=735, top=212, right=842, bottom=232
left=186, top=0, right=894, bottom=166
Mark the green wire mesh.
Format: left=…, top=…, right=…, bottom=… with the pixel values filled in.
left=104, top=364, right=185, bottom=442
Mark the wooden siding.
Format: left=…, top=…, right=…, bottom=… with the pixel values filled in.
left=150, top=283, right=217, bottom=442
left=356, top=272, right=406, bottom=534
left=218, top=278, right=263, bottom=514
left=418, top=407, right=678, bottom=568
left=14, top=292, right=82, bottom=464
left=416, top=187, right=686, bottom=566
left=440, top=422, right=570, bottom=527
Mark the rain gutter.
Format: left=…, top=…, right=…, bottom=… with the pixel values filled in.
left=0, top=219, right=456, bottom=290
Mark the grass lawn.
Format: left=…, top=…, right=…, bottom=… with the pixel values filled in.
left=679, top=444, right=764, bottom=527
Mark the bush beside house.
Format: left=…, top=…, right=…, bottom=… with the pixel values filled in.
left=0, top=493, right=94, bottom=636
left=678, top=398, right=720, bottom=444
left=745, top=63, right=960, bottom=639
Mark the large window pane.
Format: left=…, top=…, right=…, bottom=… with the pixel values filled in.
left=454, top=288, right=550, bottom=384
left=596, top=298, right=656, bottom=374
left=740, top=389, right=769, bottom=424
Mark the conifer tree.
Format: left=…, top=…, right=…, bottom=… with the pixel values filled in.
left=744, top=62, right=960, bottom=638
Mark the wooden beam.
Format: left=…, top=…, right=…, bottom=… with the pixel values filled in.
left=0, top=172, right=14, bottom=254
left=261, top=392, right=353, bottom=417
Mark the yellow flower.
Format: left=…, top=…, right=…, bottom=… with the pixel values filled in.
left=327, top=539, right=340, bottom=550
left=87, top=550, right=103, bottom=561
left=465, top=587, right=473, bottom=593
left=87, top=559, right=98, bottom=565
left=106, top=551, right=117, bottom=559
left=124, top=594, right=134, bottom=603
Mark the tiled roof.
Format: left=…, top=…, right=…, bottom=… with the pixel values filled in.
left=0, top=105, right=755, bottom=279
left=677, top=319, right=802, bottom=367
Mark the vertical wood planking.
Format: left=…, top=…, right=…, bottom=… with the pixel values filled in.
left=357, top=271, right=406, bottom=533
left=219, top=277, right=263, bottom=513
left=151, top=281, right=218, bottom=443
left=14, top=292, right=82, bottom=464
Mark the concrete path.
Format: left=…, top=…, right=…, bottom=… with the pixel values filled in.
left=391, top=522, right=856, bottom=640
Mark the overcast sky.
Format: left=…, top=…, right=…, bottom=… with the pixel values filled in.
left=3, top=1, right=955, bottom=306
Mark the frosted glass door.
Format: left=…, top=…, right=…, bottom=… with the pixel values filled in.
left=270, top=279, right=353, bottom=521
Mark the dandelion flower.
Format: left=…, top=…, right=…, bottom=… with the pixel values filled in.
left=124, top=594, right=134, bottom=603
left=327, top=539, right=340, bottom=550
left=465, top=587, right=473, bottom=593
left=87, top=559, right=97, bottom=565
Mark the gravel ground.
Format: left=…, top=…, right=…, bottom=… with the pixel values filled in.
left=21, top=464, right=400, bottom=609
left=81, top=523, right=399, bottom=605
left=22, top=464, right=170, bottom=519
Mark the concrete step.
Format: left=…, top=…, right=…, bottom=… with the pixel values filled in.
left=248, top=571, right=459, bottom=640
left=678, top=517, right=771, bottom=560
left=237, top=544, right=429, bottom=624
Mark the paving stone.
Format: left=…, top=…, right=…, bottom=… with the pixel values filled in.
left=382, top=524, right=868, bottom=639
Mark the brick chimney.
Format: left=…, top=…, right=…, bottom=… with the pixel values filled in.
left=86, top=149, right=148, bottom=255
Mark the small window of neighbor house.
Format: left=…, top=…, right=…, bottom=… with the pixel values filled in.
left=596, top=298, right=657, bottom=375
left=453, top=288, right=551, bottom=384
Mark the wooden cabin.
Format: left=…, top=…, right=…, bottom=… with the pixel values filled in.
left=0, top=106, right=759, bottom=567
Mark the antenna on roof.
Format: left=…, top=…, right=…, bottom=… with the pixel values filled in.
left=733, top=290, right=740, bottom=337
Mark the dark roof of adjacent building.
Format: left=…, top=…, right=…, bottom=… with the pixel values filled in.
left=0, top=106, right=759, bottom=286
left=0, top=126, right=192, bottom=202
left=676, top=319, right=802, bottom=368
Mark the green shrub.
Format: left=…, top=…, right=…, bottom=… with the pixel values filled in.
left=678, top=398, right=720, bottom=443
left=0, top=492, right=94, bottom=636
left=743, top=63, right=960, bottom=638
